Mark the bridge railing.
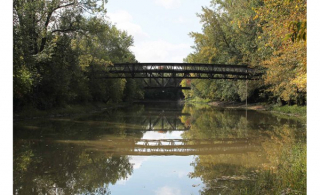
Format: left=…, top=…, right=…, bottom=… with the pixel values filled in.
left=100, top=63, right=262, bottom=80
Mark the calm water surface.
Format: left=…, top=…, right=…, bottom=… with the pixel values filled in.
left=13, top=102, right=306, bottom=194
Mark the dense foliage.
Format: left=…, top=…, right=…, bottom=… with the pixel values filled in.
left=13, top=0, right=144, bottom=111
left=182, top=0, right=306, bottom=105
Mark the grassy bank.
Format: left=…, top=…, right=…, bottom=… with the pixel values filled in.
left=186, top=97, right=307, bottom=117
left=270, top=105, right=306, bottom=117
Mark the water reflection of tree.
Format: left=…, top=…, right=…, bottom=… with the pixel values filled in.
left=14, top=105, right=147, bottom=140
left=13, top=106, right=150, bottom=194
left=14, top=103, right=188, bottom=141
left=180, top=104, right=306, bottom=194
left=14, top=141, right=133, bottom=194
left=13, top=103, right=188, bottom=194
left=181, top=104, right=250, bottom=139
left=181, top=104, right=305, bottom=140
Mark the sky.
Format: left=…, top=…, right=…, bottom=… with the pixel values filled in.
left=105, top=0, right=212, bottom=62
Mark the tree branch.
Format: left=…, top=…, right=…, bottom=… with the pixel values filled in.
left=53, top=2, right=75, bottom=12
left=39, top=1, right=76, bottom=52
left=51, top=28, right=77, bottom=33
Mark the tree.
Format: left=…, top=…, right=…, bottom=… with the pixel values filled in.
left=182, top=0, right=306, bottom=104
left=13, top=0, right=144, bottom=110
left=254, top=0, right=306, bottom=104
left=13, top=0, right=107, bottom=108
left=181, top=0, right=264, bottom=102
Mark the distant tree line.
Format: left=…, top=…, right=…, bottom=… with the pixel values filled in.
left=181, top=0, right=306, bottom=105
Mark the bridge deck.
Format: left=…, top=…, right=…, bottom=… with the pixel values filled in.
left=102, top=63, right=262, bottom=80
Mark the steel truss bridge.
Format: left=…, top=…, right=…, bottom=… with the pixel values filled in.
left=101, top=63, right=262, bottom=89
left=61, top=137, right=261, bottom=156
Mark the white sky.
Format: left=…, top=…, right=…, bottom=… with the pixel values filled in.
left=105, top=0, right=211, bottom=62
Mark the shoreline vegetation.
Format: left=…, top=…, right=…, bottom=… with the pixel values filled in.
left=14, top=100, right=306, bottom=120
left=184, top=97, right=306, bottom=117
left=184, top=97, right=306, bottom=116
left=234, top=143, right=306, bottom=195
left=207, top=101, right=306, bottom=117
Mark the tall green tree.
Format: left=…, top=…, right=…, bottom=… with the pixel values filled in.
left=13, top=0, right=144, bottom=110
left=13, top=0, right=107, bottom=108
left=255, top=0, right=306, bottom=104
left=182, top=0, right=263, bottom=102
left=182, top=0, right=306, bottom=104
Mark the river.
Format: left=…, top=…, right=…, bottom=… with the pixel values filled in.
left=13, top=102, right=306, bottom=195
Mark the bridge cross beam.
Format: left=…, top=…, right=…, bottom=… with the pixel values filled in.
left=104, top=63, right=262, bottom=80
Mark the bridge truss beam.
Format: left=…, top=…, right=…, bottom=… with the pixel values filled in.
left=94, top=63, right=262, bottom=89
left=104, top=63, right=261, bottom=80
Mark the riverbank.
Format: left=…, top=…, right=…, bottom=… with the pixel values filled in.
left=13, top=102, right=130, bottom=120
left=208, top=101, right=266, bottom=110
left=206, top=101, right=306, bottom=117
left=14, top=100, right=306, bottom=121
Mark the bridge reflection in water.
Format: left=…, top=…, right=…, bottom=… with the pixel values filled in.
left=58, top=137, right=260, bottom=156
left=56, top=108, right=261, bottom=156
left=140, top=111, right=190, bottom=131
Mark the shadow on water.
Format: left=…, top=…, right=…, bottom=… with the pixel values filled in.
left=13, top=102, right=306, bottom=194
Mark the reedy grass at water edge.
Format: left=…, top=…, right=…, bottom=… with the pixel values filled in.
left=236, top=143, right=306, bottom=195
